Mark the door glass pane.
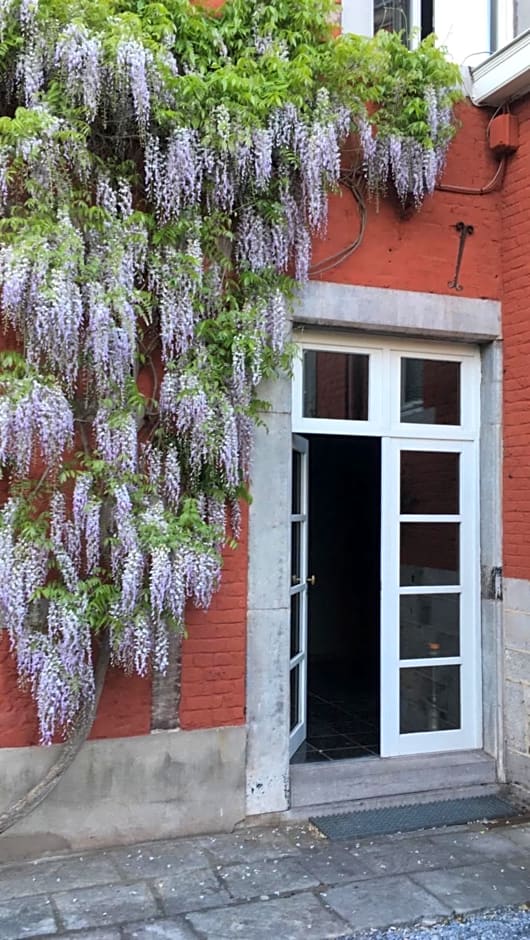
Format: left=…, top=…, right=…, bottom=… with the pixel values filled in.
left=400, top=594, right=460, bottom=659
left=303, top=350, right=369, bottom=420
left=400, top=523, right=459, bottom=586
left=400, top=665, right=461, bottom=733
left=290, top=666, right=300, bottom=731
left=291, top=522, right=301, bottom=585
left=291, top=591, right=302, bottom=657
left=292, top=449, right=302, bottom=514
left=401, top=359, right=460, bottom=425
left=401, top=452, right=459, bottom=515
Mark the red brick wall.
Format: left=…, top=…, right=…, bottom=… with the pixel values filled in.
left=501, top=98, right=530, bottom=580
left=313, top=101, right=502, bottom=301
left=0, top=93, right=509, bottom=747
left=0, top=633, right=152, bottom=747
left=0, top=506, right=247, bottom=746
left=180, top=504, right=248, bottom=730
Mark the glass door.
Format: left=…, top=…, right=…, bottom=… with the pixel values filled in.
left=290, top=435, right=309, bottom=757
left=381, top=438, right=481, bottom=755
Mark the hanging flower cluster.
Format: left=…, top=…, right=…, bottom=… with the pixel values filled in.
left=356, top=31, right=461, bottom=205
left=0, top=0, right=460, bottom=743
left=359, top=85, right=454, bottom=205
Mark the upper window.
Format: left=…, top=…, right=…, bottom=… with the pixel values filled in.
left=374, top=1, right=434, bottom=42
left=342, top=2, right=514, bottom=63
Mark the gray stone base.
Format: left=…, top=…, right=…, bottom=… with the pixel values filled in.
left=0, top=726, right=246, bottom=862
left=503, top=578, right=530, bottom=800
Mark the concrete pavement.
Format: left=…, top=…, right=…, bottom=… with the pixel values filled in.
left=0, top=819, right=528, bottom=939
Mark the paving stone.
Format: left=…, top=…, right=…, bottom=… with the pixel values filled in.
left=0, top=895, right=57, bottom=940
left=297, top=844, right=377, bottom=886
left=199, top=827, right=299, bottom=865
left=186, top=892, right=347, bottom=939
left=347, top=834, right=491, bottom=877
left=112, top=838, right=212, bottom=880
left=153, top=865, right=231, bottom=915
left=500, top=823, right=530, bottom=850
left=218, top=855, right=320, bottom=900
left=410, top=860, right=530, bottom=913
left=122, top=918, right=196, bottom=939
left=0, top=854, right=121, bottom=902
left=53, top=881, right=157, bottom=930
left=65, top=931, right=122, bottom=939
left=324, top=873, right=451, bottom=930
left=425, top=829, right=526, bottom=861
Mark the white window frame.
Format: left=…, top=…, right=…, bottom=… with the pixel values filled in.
left=292, top=331, right=482, bottom=758
left=342, top=1, right=422, bottom=43
left=341, top=1, right=515, bottom=60
left=293, top=333, right=480, bottom=441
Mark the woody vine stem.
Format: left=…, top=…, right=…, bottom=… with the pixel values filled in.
left=0, top=0, right=461, bottom=823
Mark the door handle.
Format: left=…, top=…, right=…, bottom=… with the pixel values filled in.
left=306, top=575, right=317, bottom=587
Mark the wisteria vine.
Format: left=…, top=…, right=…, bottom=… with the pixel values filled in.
left=0, top=0, right=461, bottom=744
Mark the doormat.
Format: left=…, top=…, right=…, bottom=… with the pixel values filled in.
left=310, top=795, right=518, bottom=840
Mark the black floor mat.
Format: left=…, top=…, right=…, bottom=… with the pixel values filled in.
left=310, top=795, right=518, bottom=840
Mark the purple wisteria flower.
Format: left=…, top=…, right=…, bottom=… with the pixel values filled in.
left=54, top=23, right=102, bottom=119
left=116, top=38, right=152, bottom=132
left=0, top=379, right=73, bottom=474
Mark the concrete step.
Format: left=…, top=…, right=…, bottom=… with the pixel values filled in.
left=290, top=749, right=498, bottom=811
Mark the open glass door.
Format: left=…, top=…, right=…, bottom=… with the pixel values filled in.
left=290, top=435, right=309, bottom=757
left=381, top=438, right=481, bottom=756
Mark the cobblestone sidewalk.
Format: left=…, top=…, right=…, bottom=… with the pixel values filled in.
left=0, top=820, right=529, bottom=939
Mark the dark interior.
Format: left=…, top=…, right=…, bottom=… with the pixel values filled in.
left=292, top=435, right=381, bottom=764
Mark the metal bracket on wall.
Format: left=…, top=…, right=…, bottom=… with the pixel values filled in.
left=491, top=566, right=503, bottom=601
left=481, top=565, right=503, bottom=601
left=448, top=221, right=474, bottom=291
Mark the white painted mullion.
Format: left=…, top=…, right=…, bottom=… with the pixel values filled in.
left=400, top=514, right=462, bottom=524
left=399, top=585, right=462, bottom=595
left=290, top=651, right=305, bottom=669
left=409, top=0, right=422, bottom=45
left=400, top=656, right=462, bottom=668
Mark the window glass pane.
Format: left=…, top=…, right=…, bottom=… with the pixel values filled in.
left=401, top=358, right=461, bottom=425
left=291, top=522, right=301, bottom=585
left=374, top=0, right=409, bottom=32
left=400, top=665, right=460, bottom=733
left=292, top=449, right=302, bottom=515
left=401, top=452, right=459, bottom=515
left=303, top=350, right=369, bottom=420
left=400, top=594, right=460, bottom=659
left=291, top=591, right=302, bottom=658
left=290, top=666, right=300, bottom=732
left=400, top=523, right=459, bottom=586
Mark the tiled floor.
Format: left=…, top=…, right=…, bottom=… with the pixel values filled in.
left=291, top=669, right=380, bottom=764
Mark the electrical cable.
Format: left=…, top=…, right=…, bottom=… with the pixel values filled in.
left=309, top=167, right=367, bottom=277
left=436, top=156, right=506, bottom=195
left=435, top=103, right=508, bottom=195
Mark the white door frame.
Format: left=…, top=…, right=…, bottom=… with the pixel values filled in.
left=289, top=434, right=309, bottom=756
left=291, top=332, right=482, bottom=758
left=381, top=437, right=481, bottom=755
